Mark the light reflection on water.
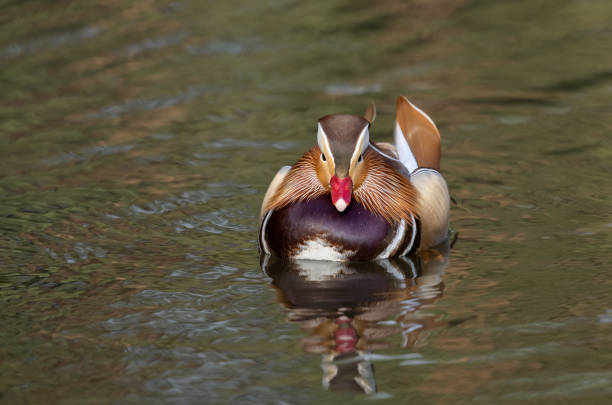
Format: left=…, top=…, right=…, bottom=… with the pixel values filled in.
left=1, top=0, right=612, bottom=404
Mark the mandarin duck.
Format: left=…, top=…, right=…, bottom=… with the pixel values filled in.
left=259, top=96, right=450, bottom=261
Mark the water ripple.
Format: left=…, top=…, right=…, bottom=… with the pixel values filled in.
left=325, top=83, right=382, bottom=96
left=122, top=31, right=187, bottom=57
left=598, top=309, right=612, bottom=324
left=187, top=38, right=261, bottom=56
left=89, top=85, right=215, bottom=119
left=174, top=209, right=253, bottom=234
left=499, top=371, right=612, bottom=400
left=129, top=183, right=256, bottom=216
left=206, top=138, right=296, bottom=150
left=125, top=347, right=262, bottom=404
left=133, top=289, right=213, bottom=306
left=104, top=307, right=246, bottom=338
left=44, top=143, right=135, bottom=165
left=169, top=264, right=239, bottom=280
left=498, top=115, right=531, bottom=125
left=63, top=242, right=107, bottom=264
left=2, top=26, right=103, bottom=58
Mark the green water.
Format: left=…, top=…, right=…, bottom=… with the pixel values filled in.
left=1, top=0, right=611, bottom=403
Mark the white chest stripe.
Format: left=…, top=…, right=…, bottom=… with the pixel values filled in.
left=295, top=238, right=351, bottom=261
left=259, top=210, right=273, bottom=255
left=376, top=220, right=406, bottom=259
left=401, top=214, right=417, bottom=256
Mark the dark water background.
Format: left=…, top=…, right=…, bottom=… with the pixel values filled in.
left=1, top=0, right=611, bottom=403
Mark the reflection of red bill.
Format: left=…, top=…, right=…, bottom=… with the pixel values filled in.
left=335, top=325, right=357, bottom=353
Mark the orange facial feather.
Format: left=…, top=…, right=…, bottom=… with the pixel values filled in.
left=263, top=146, right=419, bottom=225
left=263, top=147, right=327, bottom=214
left=353, top=148, right=419, bottom=224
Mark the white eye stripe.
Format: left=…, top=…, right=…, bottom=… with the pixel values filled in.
left=317, top=123, right=335, bottom=166
left=350, top=124, right=370, bottom=166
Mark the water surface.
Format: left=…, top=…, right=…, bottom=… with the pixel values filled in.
left=1, top=0, right=612, bottom=403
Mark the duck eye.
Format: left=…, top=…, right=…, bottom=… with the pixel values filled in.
left=358, top=154, right=363, bottom=163
left=321, top=153, right=326, bottom=162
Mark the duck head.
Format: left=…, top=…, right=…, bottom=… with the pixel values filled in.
left=315, top=106, right=375, bottom=212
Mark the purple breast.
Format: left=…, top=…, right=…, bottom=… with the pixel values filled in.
left=260, top=195, right=415, bottom=261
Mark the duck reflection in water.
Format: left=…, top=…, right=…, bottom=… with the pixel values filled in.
left=261, top=242, right=449, bottom=394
